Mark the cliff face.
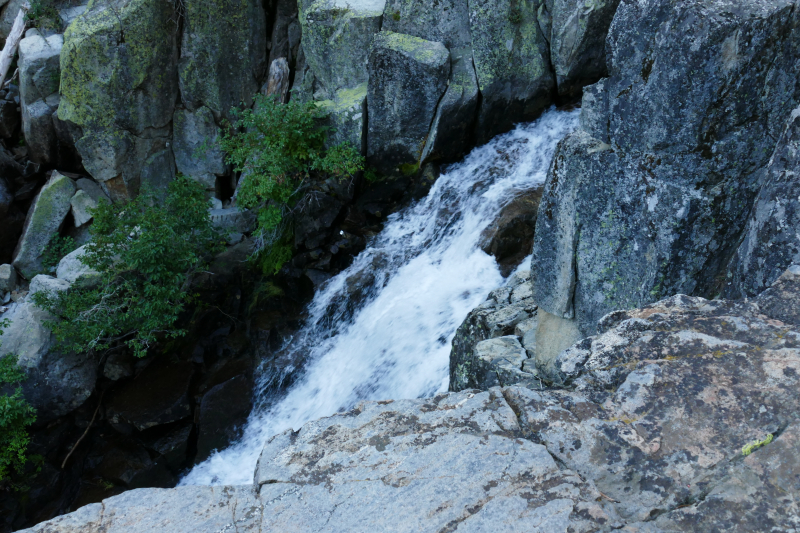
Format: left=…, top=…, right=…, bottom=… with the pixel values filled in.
left=530, top=0, right=800, bottom=348
left=22, top=265, right=800, bottom=531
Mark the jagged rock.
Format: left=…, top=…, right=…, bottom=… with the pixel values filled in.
left=367, top=31, right=450, bottom=175
left=262, top=57, right=290, bottom=103
left=382, top=0, right=478, bottom=162
left=531, top=0, right=800, bottom=340
left=178, top=0, right=267, bottom=121
left=105, top=361, right=193, bottom=432
left=299, top=0, right=382, bottom=98
left=69, top=189, right=96, bottom=227
left=59, top=4, right=87, bottom=26
left=59, top=0, right=179, bottom=201
left=0, top=175, right=11, bottom=217
left=92, top=441, right=173, bottom=489
left=142, top=422, right=192, bottom=471
left=102, top=351, right=134, bottom=381
left=172, top=107, right=226, bottom=191
left=209, top=207, right=256, bottom=234
left=549, top=0, right=621, bottom=99
left=195, top=375, right=253, bottom=462
left=315, top=83, right=367, bottom=150
left=267, top=0, right=300, bottom=67
left=12, top=172, right=76, bottom=279
left=19, top=33, right=62, bottom=165
left=56, top=245, right=98, bottom=286
left=75, top=177, right=109, bottom=203
left=0, top=0, right=23, bottom=39
left=726, top=107, right=800, bottom=298
left=0, top=263, right=16, bottom=292
left=466, top=335, right=533, bottom=389
left=0, top=301, right=96, bottom=422
left=469, top=0, right=554, bottom=143
left=450, top=271, right=537, bottom=391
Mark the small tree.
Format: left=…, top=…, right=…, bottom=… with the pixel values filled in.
left=0, top=320, right=36, bottom=485
left=220, top=95, right=364, bottom=273
left=33, top=176, right=224, bottom=358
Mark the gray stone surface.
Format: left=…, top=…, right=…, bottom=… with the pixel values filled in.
left=0, top=263, right=16, bottom=292
left=366, top=31, right=450, bottom=175
left=531, top=0, right=800, bottom=340
left=12, top=171, right=76, bottom=279
left=0, top=300, right=96, bottom=422
left=382, top=0, right=478, bottom=162
left=172, top=106, right=227, bottom=191
left=70, top=189, right=96, bottom=227
left=59, top=0, right=179, bottom=201
left=28, top=274, right=71, bottom=297
left=450, top=271, right=538, bottom=391
left=56, top=245, right=98, bottom=285
left=18, top=33, right=63, bottom=165
left=178, top=0, right=267, bottom=121
left=726, top=106, right=800, bottom=299
left=549, top=0, right=621, bottom=99
left=469, top=0, right=555, bottom=143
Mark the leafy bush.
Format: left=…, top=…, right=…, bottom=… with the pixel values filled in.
left=220, top=95, right=364, bottom=272
left=0, top=320, right=36, bottom=485
left=32, top=177, right=224, bottom=358
left=26, top=0, right=61, bottom=31
left=41, top=233, right=76, bottom=271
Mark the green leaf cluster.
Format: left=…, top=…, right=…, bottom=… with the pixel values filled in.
left=26, top=0, right=62, bottom=31
left=220, top=95, right=364, bottom=272
left=32, top=177, right=224, bottom=358
left=0, top=320, right=36, bottom=484
left=41, top=233, right=77, bottom=271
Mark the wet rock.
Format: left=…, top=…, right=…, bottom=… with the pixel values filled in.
left=533, top=0, right=800, bottom=342
left=59, top=0, right=179, bottom=201
left=469, top=0, right=555, bottom=143
left=479, top=188, right=543, bottom=275
left=93, top=442, right=173, bottom=489
left=726, top=106, right=800, bottom=298
left=142, top=423, right=193, bottom=471
left=0, top=301, right=96, bottom=422
left=550, top=0, right=621, bottom=99
left=12, top=171, right=76, bottom=279
left=367, top=31, right=450, bottom=175
left=196, top=375, right=253, bottom=462
left=105, top=361, right=193, bottom=432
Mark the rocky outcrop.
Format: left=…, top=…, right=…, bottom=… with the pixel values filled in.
left=531, top=0, right=800, bottom=345
left=469, top=0, right=554, bottom=143
left=726, top=106, right=800, bottom=299
left=366, top=31, right=450, bottom=175
left=12, top=171, right=75, bottom=279
left=59, top=0, right=179, bottom=202
left=22, top=264, right=800, bottom=531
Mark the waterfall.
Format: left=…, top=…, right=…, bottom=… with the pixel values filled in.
left=180, top=107, right=579, bottom=485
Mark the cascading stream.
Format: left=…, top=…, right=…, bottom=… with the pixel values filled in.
left=181, top=108, right=579, bottom=485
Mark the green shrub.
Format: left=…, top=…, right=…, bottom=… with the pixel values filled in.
left=26, top=0, right=61, bottom=31
left=0, top=320, right=36, bottom=485
left=41, top=233, right=76, bottom=271
left=508, top=8, right=523, bottom=24
left=220, top=95, right=364, bottom=273
left=32, top=177, right=224, bottom=358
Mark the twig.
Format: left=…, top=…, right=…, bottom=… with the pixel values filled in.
left=61, top=392, right=104, bottom=469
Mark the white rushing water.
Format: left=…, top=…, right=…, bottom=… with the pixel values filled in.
left=181, top=108, right=579, bottom=486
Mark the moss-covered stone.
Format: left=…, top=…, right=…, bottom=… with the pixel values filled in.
left=468, top=0, right=555, bottom=142
left=315, top=83, right=367, bottom=150
left=299, top=0, right=383, bottom=99
left=367, top=31, right=450, bottom=175
left=58, top=0, right=179, bottom=201
left=12, top=172, right=76, bottom=279
left=179, top=0, right=267, bottom=120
